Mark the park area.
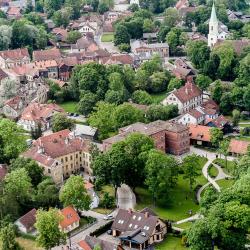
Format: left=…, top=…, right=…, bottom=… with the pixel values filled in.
left=101, top=33, right=114, bottom=42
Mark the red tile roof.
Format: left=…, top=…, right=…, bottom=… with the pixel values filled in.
left=20, top=102, right=64, bottom=122
left=60, top=206, right=80, bottom=229
left=172, top=81, right=202, bottom=104
left=7, top=6, right=21, bottom=16
left=51, top=28, right=68, bottom=42
left=101, top=54, right=133, bottom=65
left=33, top=47, right=62, bottom=62
left=4, top=96, right=23, bottom=111
left=229, top=139, right=250, bottom=155
left=206, top=115, right=230, bottom=128
left=188, top=109, right=203, bottom=119
left=30, top=129, right=91, bottom=158
left=0, top=48, right=29, bottom=60
left=84, top=180, right=94, bottom=190
left=77, top=240, right=92, bottom=250
left=18, top=208, right=37, bottom=231
left=201, top=99, right=219, bottom=112
left=189, top=124, right=212, bottom=142
left=0, top=68, right=8, bottom=81
left=34, top=60, right=58, bottom=69
left=0, top=164, right=7, bottom=181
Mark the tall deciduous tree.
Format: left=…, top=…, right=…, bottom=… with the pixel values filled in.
left=59, top=175, right=91, bottom=211
left=114, top=24, right=130, bottom=46
left=52, top=113, right=75, bottom=133
left=145, top=149, right=178, bottom=205
left=0, top=224, right=23, bottom=250
left=182, top=154, right=200, bottom=191
left=210, top=128, right=223, bottom=148
left=35, top=208, right=66, bottom=250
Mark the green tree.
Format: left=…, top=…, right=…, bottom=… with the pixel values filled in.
left=35, top=177, right=59, bottom=208
left=4, top=168, right=32, bottom=202
left=232, top=109, right=240, bottom=127
left=219, top=92, right=233, bottom=115
left=59, top=175, right=91, bottom=211
left=243, top=86, right=250, bottom=111
left=167, top=77, right=182, bottom=92
left=66, top=30, right=82, bottom=44
left=195, top=74, right=212, bottom=91
left=88, top=102, right=116, bottom=140
left=0, top=25, right=12, bottom=50
left=210, top=128, right=223, bottom=147
left=164, top=7, right=180, bottom=27
left=114, top=24, right=130, bottom=46
left=10, top=157, right=43, bottom=187
left=52, top=113, right=75, bottom=133
left=52, top=8, right=71, bottom=28
left=0, top=224, right=23, bottom=250
left=145, top=149, right=178, bottom=205
left=113, top=103, right=144, bottom=129
left=100, top=192, right=115, bottom=209
left=35, top=208, right=66, bottom=250
left=182, top=154, right=200, bottom=191
left=186, top=40, right=210, bottom=69
left=143, top=18, right=154, bottom=33
left=211, top=80, right=223, bottom=104
left=78, top=92, right=98, bottom=115
left=218, top=139, right=229, bottom=169
left=149, top=71, right=170, bottom=93
left=131, top=90, right=153, bottom=105
left=97, top=2, right=109, bottom=14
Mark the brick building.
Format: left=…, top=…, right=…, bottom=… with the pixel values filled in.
left=103, top=120, right=189, bottom=155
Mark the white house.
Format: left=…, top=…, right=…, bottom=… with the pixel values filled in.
left=208, top=2, right=230, bottom=47
left=59, top=206, right=80, bottom=233
left=162, top=80, right=203, bottom=114
left=15, top=209, right=37, bottom=234
left=173, top=109, right=205, bottom=125
left=78, top=22, right=97, bottom=36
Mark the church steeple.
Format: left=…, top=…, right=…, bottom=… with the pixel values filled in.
left=210, top=1, right=218, bottom=24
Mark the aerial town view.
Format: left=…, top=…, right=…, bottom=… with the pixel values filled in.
left=0, top=0, right=249, bottom=249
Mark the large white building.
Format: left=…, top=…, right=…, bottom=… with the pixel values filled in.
left=208, top=2, right=229, bottom=47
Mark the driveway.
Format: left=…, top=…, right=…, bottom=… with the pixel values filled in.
left=117, top=184, right=136, bottom=210
left=94, top=33, right=119, bottom=53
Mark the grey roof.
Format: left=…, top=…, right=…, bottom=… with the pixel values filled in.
left=84, top=235, right=118, bottom=250
left=74, top=124, right=97, bottom=137
left=143, top=33, right=157, bottom=39
left=210, top=2, right=218, bottom=23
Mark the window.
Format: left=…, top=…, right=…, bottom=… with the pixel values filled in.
left=133, top=215, right=136, bottom=220
left=134, top=225, right=138, bottom=229
left=76, top=154, right=78, bottom=158
left=65, top=157, right=68, bottom=162
left=129, top=224, right=132, bottom=228
left=70, top=156, right=73, bottom=160
left=48, top=168, right=51, bottom=174
left=138, top=216, right=141, bottom=221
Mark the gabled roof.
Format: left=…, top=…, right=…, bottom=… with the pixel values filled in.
left=206, top=115, right=230, bottom=128
left=18, top=208, right=37, bottom=230
left=60, top=206, right=80, bottom=229
left=0, top=48, right=29, bottom=60
left=171, top=81, right=202, bottom=104
left=33, top=47, right=62, bottom=62
left=187, top=109, right=204, bottom=119
left=189, top=124, right=212, bottom=142
left=4, top=96, right=24, bottom=111
left=229, top=139, right=250, bottom=155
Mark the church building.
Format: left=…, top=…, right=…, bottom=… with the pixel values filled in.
left=208, top=2, right=229, bottom=47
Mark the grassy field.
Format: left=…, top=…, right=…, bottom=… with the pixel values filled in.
left=156, top=235, right=187, bottom=250
left=135, top=157, right=207, bottom=222
left=239, top=124, right=250, bottom=128
left=59, top=101, right=78, bottom=113
left=213, top=158, right=236, bottom=175
left=0, top=238, right=43, bottom=250
left=208, top=164, right=219, bottom=178
left=101, top=33, right=114, bottom=42
left=150, top=90, right=168, bottom=104
left=216, top=179, right=235, bottom=190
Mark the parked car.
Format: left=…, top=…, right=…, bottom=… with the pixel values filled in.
left=103, top=214, right=114, bottom=220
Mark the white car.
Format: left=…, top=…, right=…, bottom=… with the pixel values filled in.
left=103, top=214, right=114, bottom=220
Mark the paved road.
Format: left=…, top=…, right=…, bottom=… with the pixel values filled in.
left=117, top=184, right=136, bottom=210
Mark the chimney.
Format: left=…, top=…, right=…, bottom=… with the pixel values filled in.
left=145, top=212, right=149, bottom=218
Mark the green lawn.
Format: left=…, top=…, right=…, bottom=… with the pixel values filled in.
left=101, top=33, right=114, bottom=42
left=239, top=124, right=250, bottom=128
left=59, top=101, right=78, bottom=113
left=150, top=90, right=168, bottom=104
left=0, top=238, right=43, bottom=250
left=216, top=179, right=235, bottom=190
left=213, top=158, right=236, bottom=175
left=208, top=164, right=219, bottom=178
left=156, top=235, right=187, bottom=250
left=135, top=156, right=207, bottom=221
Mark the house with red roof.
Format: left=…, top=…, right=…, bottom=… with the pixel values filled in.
left=2, top=96, right=26, bottom=119
left=229, top=139, right=250, bottom=156
left=33, top=47, right=62, bottom=62
left=23, top=129, right=92, bottom=183
left=17, top=102, right=64, bottom=131
left=206, top=115, right=233, bottom=134
left=0, top=48, right=30, bottom=69
left=15, top=208, right=37, bottom=234
left=162, top=80, right=203, bottom=114
left=59, top=206, right=80, bottom=233
left=189, top=124, right=213, bottom=146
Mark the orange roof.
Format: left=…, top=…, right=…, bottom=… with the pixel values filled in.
left=229, top=139, right=250, bottom=155
left=77, top=240, right=92, bottom=250
left=35, top=60, right=58, bottom=69
left=59, top=206, right=80, bottom=229
left=189, top=124, right=212, bottom=142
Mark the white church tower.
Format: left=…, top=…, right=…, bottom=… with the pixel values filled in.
left=208, top=2, right=219, bottom=47
left=208, top=1, right=229, bottom=47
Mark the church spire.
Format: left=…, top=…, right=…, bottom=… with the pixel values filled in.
left=210, top=1, right=218, bottom=23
